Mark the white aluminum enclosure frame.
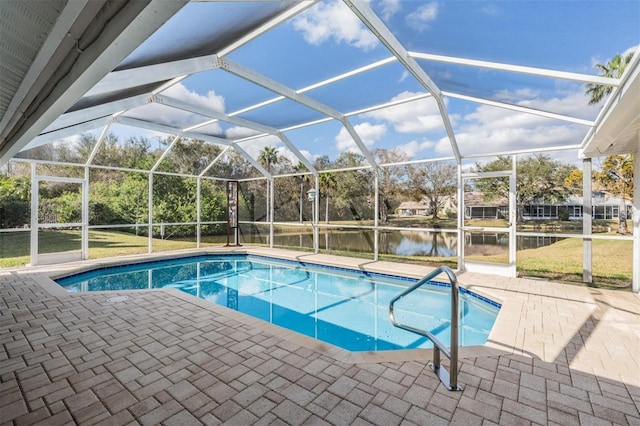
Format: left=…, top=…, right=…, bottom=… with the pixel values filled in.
left=1, top=0, right=637, bottom=291
left=30, top=165, right=88, bottom=266
left=460, top=162, right=517, bottom=278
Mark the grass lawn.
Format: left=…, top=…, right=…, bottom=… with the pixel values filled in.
left=0, top=228, right=633, bottom=289
left=475, top=237, right=633, bottom=288
left=0, top=230, right=201, bottom=268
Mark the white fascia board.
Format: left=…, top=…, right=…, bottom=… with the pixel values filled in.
left=580, top=50, right=640, bottom=157
left=43, top=94, right=151, bottom=132
left=410, top=52, right=619, bottom=86
left=85, top=55, right=217, bottom=97
left=0, top=0, right=188, bottom=167
left=443, top=92, right=594, bottom=127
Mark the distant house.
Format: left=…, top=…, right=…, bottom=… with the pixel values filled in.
left=523, top=192, right=633, bottom=220
left=402, top=191, right=633, bottom=221
left=397, top=201, right=428, bottom=216
left=463, top=192, right=508, bottom=219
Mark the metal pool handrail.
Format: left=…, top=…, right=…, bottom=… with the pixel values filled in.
left=389, top=265, right=462, bottom=391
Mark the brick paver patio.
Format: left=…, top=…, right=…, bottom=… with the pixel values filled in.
left=1, top=248, right=639, bottom=425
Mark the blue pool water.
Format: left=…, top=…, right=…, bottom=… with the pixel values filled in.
left=56, top=255, right=500, bottom=352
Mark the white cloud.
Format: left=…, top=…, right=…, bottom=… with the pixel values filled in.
left=431, top=86, right=601, bottom=157
left=124, top=83, right=226, bottom=133
left=236, top=135, right=281, bottom=160
left=292, top=1, right=379, bottom=51
left=379, top=0, right=401, bottom=20
left=395, top=139, right=436, bottom=158
left=494, top=88, right=540, bottom=103
left=335, top=122, right=387, bottom=152
left=236, top=137, right=315, bottom=170
left=622, top=44, right=639, bottom=58
left=480, top=4, right=500, bottom=16
left=435, top=98, right=594, bottom=157
left=521, top=91, right=599, bottom=119
left=406, top=2, right=438, bottom=31
left=226, top=126, right=263, bottom=139
left=163, top=83, right=225, bottom=113
left=277, top=147, right=315, bottom=166
left=363, top=91, right=445, bottom=133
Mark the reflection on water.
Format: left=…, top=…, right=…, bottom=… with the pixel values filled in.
left=263, top=230, right=563, bottom=257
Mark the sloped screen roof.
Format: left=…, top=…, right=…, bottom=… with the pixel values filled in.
left=8, top=0, right=640, bottom=178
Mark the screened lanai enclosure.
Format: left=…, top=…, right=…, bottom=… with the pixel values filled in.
left=1, top=1, right=638, bottom=291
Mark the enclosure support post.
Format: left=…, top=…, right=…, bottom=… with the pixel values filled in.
left=82, top=167, right=89, bottom=260
left=196, top=177, right=201, bottom=248
left=374, top=171, right=379, bottom=261
left=509, top=156, right=517, bottom=276
left=632, top=153, right=639, bottom=293
left=314, top=175, right=319, bottom=254
left=269, top=179, right=274, bottom=249
left=29, top=163, right=37, bottom=266
left=582, top=158, right=593, bottom=283
left=456, top=163, right=464, bottom=271
left=148, top=173, right=153, bottom=253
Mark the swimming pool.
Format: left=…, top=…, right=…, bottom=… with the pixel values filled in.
left=56, top=255, right=500, bottom=352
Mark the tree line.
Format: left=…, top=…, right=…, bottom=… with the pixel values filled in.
left=0, top=131, right=633, bottom=235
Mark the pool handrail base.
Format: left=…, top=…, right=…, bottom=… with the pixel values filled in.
left=389, top=265, right=462, bottom=391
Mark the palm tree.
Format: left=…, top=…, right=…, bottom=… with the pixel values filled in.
left=319, top=172, right=337, bottom=223
left=293, top=162, right=310, bottom=223
left=585, top=52, right=634, bottom=105
left=257, top=146, right=279, bottom=174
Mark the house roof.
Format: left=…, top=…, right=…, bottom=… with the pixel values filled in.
left=397, top=201, right=427, bottom=210
left=464, top=192, right=507, bottom=207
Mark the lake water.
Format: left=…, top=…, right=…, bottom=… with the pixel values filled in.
left=235, top=229, right=563, bottom=258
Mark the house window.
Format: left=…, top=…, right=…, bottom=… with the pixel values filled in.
left=612, top=206, right=619, bottom=219
left=573, top=206, right=582, bottom=218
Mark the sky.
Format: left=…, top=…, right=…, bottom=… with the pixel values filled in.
left=49, top=0, right=640, bottom=172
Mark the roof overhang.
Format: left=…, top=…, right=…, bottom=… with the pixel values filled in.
left=0, top=0, right=187, bottom=167
left=580, top=51, right=640, bottom=158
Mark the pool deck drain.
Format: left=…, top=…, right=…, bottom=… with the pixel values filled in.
left=1, top=247, right=639, bottom=425
left=106, top=296, right=129, bottom=303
